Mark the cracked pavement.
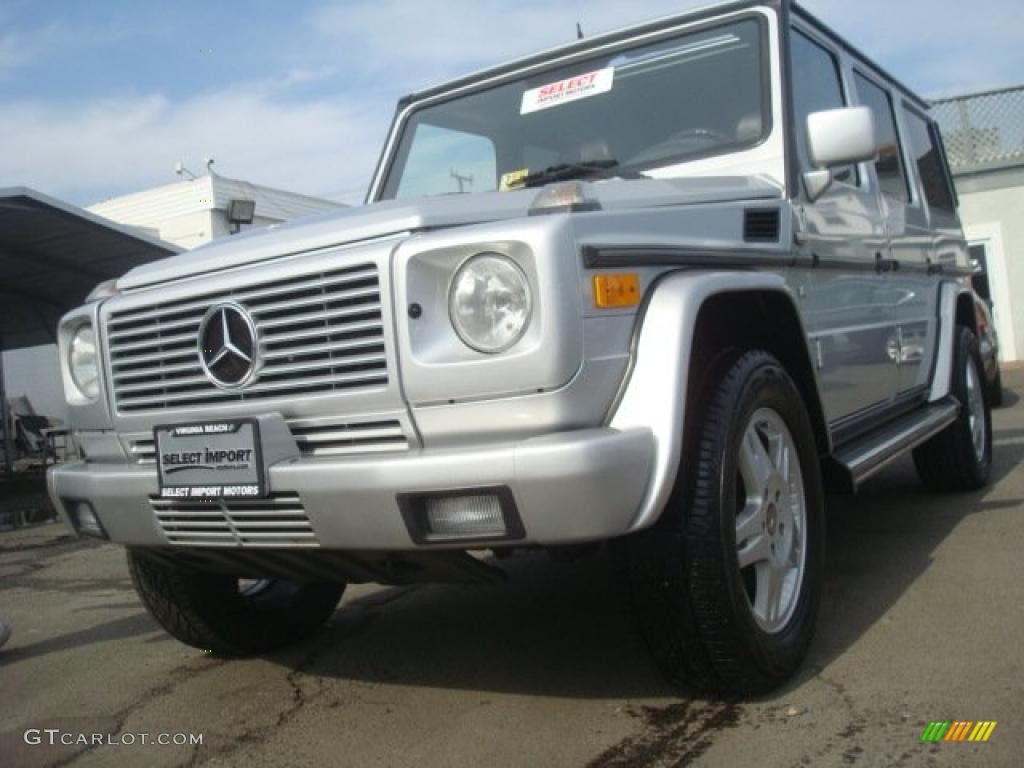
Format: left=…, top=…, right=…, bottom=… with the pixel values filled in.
left=2, top=369, right=1024, bottom=767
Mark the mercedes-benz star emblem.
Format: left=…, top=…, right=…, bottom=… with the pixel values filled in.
left=197, top=303, right=259, bottom=389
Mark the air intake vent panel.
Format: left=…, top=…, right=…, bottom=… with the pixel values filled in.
left=743, top=208, right=781, bottom=243
left=151, top=494, right=317, bottom=548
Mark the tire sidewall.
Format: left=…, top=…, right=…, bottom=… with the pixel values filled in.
left=954, top=327, right=993, bottom=482
left=989, top=364, right=1003, bottom=407
left=710, top=357, right=825, bottom=676
left=127, top=550, right=344, bottom=654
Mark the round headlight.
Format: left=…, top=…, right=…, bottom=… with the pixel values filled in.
left=449, top=253, right=532, bottom=353
left=69, top=325, right=100, bottom=400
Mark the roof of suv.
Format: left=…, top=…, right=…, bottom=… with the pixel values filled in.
left=398, top=0, right=929, bottom=112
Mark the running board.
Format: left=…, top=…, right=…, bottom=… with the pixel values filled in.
left=828, top=398, right=960, bottom=492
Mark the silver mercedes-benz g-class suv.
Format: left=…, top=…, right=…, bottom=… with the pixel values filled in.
left=49, top=0, right=993, bottom=694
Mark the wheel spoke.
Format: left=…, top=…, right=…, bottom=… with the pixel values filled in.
left=965, top=359, right=987, bottom=461
left=738, top=532, right=772, bottom=569
left=735, top=407, right=809, bottom=634
left=766, top=428, right=784, bottom=471
left=735, top=503, right=765, bottom=547
left=754, top=563, right=784, bottom=623
left=739, top=426, right=772, bottom=499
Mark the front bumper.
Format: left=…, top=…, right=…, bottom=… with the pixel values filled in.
left=47, top=427, right=655, bottom=550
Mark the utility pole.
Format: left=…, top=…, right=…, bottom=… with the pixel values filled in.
left=0, top=340, right=12, bottom=478
left=450, top=169, right=474, bottom=194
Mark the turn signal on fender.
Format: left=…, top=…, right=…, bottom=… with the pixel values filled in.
left=593, top=273, right=640, bottom=309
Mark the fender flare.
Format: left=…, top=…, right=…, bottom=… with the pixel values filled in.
left=929, top=280, right=977, bottom=403
left=609, top=270, right=822, bottom=532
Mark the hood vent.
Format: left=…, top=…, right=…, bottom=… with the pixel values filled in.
left=743, top=208, right=780, bottom=243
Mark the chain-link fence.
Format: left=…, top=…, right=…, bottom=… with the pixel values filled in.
left=932, top=86, right=1024, bottom=175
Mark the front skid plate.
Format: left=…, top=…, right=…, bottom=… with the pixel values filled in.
left=137, top=546, right=507, bottom=586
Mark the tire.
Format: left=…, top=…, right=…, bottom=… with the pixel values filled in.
left=989, top=366, right=1004, bottom=408
left=625, top=350, right=825, bottom=696
left=913, top=326, right=993, bottom=491
left=127, top=549, right=345, bottom=655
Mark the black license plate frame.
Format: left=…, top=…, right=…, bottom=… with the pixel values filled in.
left=154, top=418, right=266, bottom=499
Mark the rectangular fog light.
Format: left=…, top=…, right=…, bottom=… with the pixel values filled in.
left=425, top=494, right=506, bottom=540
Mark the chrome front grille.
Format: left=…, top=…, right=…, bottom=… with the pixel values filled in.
left=105, top=263, right=388, bottom=413
left=151, top=494, right=317, bottom=548
left=127, top=439, right=157, bottom=464
left=125, top=417, right=409, bottom=464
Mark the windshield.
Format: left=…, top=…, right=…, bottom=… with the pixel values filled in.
left=379, top=17, right=769, bottom=200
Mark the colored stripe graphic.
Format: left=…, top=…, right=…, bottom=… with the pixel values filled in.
left=920, top=721, right=996, bottom=742
left=921, top=722, right=949, bottom=742
left=944, top=721, right=972, bottom=741
left=968, top=722, right=997, bottom=742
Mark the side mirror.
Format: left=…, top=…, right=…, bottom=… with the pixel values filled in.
left=803, top=106, right=878, bottom=201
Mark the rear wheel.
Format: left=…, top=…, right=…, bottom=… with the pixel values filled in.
left=127, top=549, right=345, bottom=655
left=989, top=366, right=1004, bottom=408
left=913, top=326, right=992, bottom=491
left=626, top=350, right=824, bottom=695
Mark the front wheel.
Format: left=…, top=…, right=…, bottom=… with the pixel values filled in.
left=625, top=350, right=825, bottom=696
left=127, top=549, right=345, bottom=655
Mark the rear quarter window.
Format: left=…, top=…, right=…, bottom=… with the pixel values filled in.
left=905, top=109, right=957, bottom=213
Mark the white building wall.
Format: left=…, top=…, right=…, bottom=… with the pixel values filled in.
left=150, top=210, right=219, bottom=249
left=87, top=174, right=344, bottom=249
left=958, top=182, right=1024, bottom=362
left=2, top=345, right=68, bottom=426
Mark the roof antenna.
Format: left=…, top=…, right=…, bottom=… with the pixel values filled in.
left=174, top=160, right=196, bottom=180
left=576, top=22, right=584, bottom=40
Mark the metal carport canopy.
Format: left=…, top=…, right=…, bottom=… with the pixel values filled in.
left=0, top=186, right=179, bottom=351
left=0, top=186, right=179, bottom=475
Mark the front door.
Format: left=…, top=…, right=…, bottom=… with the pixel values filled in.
left=791, top=28, right=898, bottom=425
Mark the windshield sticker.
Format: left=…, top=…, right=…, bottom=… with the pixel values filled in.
left=499, top=168, right=530, bottom=191
left=520, top=67, right=615, bottom=115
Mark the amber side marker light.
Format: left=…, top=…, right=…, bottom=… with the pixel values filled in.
left=593, top=273, right=640, bottom=308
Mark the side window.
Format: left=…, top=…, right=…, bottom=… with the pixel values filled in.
left=905, top=109, right=957, bottom=213
left=853, top=73, right=909, bottom=201
left=791, top=30, right=856, bottom=184
left=395, top=123, right=497, bottom=199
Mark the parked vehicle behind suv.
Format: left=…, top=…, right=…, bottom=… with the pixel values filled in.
left=49, top=0, right=992, bottom=695
left=972, top=285, right=1003, bottom=406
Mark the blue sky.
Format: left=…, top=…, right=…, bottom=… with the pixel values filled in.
left=1, top=0, right=1020, bottom=206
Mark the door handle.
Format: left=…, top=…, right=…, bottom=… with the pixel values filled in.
left=874, top=254, right=900, bottom=273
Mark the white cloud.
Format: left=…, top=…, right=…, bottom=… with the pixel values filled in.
left=3, top=0, right=1021, bottom=208
left=311, top=0, right=704, bottom=90
left=0, top=18, right=132, bottom=79
left=0, top=34, right=19, bottom=74
left=0, top=87, right=389, bottom=206
left=800, top=0, right=1024, bottom=95
left=310, top=0, right=1023, bottom=97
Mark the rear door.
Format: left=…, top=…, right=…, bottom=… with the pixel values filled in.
left=790, top=27, right=898, bottom=424
left=851, top=72, right=937, bottom=399
left=898, top=105, right=964, bottom=392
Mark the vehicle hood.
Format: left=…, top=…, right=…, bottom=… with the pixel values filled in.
left=117, top=175, right=783, bottom=290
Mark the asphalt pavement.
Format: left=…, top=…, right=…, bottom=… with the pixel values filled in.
left=2, top=369, right=1023, bottom=767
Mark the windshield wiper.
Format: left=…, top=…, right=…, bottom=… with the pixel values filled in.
left=519, top=159, right=632, bottom=188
